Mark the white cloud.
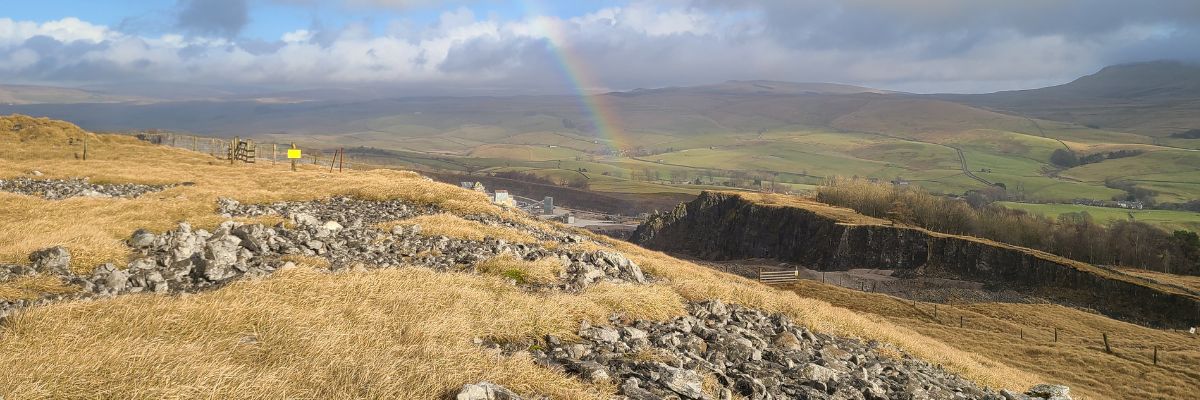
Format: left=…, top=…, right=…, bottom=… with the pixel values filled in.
left=0, top=3, right=1197, bottom=93
left=281, top=29, right=312, bottom=44
left=0, top=17, right=114, bottom=46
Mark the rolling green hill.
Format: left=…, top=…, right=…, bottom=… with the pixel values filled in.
left=3, top=69, right=1200, bottom=214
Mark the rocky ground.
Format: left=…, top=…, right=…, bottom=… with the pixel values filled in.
left=1, top=196, right=648, bottom=319
left=472, top=300, right=1072, bottom=400
left=1, top=179, right=1073, bottom=399
left=0, top=174, right=177, bottom=199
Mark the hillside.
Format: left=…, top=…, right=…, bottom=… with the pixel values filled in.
left=945, top=61, right=1200, bottom=137
left=631, top=191, right=1200, bottom=399
left=0, top=115, right=1090, bottom=399
left=3, top=69, right=1200, bottom=208
left=0, top=84, right=144, bottom=105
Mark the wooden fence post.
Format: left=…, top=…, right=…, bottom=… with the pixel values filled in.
left=273, top=144, right=277, bottom=165
left=1020, top=330, right=1024, bottom=340
left=1054, top=328, right=1059, bottom=343
left=933, top=305, right=938, bottom=321
left=1103, top=333, right=1111, bottom=353
left=82, top=136, right=88, bottom=160
left=192, top=135, right=197, bottom=151
left=959, top=316, right=963, bottom=328
left=339, top=147, right=344, bottom=172
left=821, top=271, right=825, bottom=283
left=329, top=149, right=337, bottom=173
left=1153, top=347, right=1158, bottom=365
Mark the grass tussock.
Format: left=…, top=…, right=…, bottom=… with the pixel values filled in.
left=0, top=275, right=78, bottom=301
left=0, top=116, right=507, bottom=273
left=381, top=213, right=538, bottom=244
left=0, top=266, right=682, bottom=399
left=788, top=280, right=1200, bottom=400
left=606, top=241, right=1045, bottom=393
left=476, top=255, right=563, bottom=285
left=0, top=117, right=1104, bottom=398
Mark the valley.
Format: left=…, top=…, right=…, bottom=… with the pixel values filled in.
left=7, top=67, right=1200, bottom=231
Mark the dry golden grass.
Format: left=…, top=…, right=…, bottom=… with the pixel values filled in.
left=728, top=191, right=889, bottom=225
left=0, top=115, right=505, bottom=274
left=380, top=213, right=538, bottom=244
left=0, top=266, right=685, bottom=399
left=1117, top=267, right=1200, bottom=293
left=788, top=280, right=1200, bottom=400
left=476, top=255, right=563, bottom=285
left=0, top=115, right=1074, bottom=398
left=0, top=275, right=78, bottom=301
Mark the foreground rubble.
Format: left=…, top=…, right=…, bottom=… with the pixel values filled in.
left=0, top=176, right=175, bottom=199
left=477, top=300, right=1068, bottom=400
left=1, top=190, right=1075, bottom=399
left=1, top=197, right=648, bottom=319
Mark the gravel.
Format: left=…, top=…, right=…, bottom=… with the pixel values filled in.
left=0, top=177, right=176, bottom=199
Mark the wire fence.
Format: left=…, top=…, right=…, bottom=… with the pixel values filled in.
left=133, top=132, right=356, bottom=171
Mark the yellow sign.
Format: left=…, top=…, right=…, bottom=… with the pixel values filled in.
left=287, top=149, right=302, bottom=159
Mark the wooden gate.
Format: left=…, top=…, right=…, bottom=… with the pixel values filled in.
left=228, top=137, right=257, bottom=163
left=757, top=268, right=799, bottom=285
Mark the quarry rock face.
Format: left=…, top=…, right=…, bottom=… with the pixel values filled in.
left=0, top=186, right=1077, bottom=398
left=631, top=191, right=1200, bottom=329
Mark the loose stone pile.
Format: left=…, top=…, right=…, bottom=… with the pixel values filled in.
left=1, top=197, right=648, bottom=319
left=0, top=176, right=176, bottom=199
left=1, top=194, right=1074, bottom=399
left=477, top=300, right=1072, bottom=400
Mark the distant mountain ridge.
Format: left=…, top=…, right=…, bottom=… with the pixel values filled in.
left=619, top=80, right=896, bottom=96
left=3, top=61, right=1200, bottom=137
left=940, top=60, right=1200, bottom=135
left=0, top=84, right=146, bottom=105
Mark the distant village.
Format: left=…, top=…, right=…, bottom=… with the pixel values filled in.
left=459, top=181, right=577, bottom=224
left=1072, top=198, right=1145, bottom=210
left=458, top=180, right=643, bottom=239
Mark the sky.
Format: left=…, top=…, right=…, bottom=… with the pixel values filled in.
left=2, top=0, right=1199, bottom=95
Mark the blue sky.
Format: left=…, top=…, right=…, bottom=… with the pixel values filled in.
left=1, top=1, right=1199, bottom=94
left=2, top=0, right=624, bottom=40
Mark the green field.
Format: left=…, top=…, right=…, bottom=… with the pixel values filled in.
left=262, top=88, right=1200, bottom=212
left=998, top=202, right=1200, bottom=233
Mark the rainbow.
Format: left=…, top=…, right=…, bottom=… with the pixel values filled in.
left=528, top=13, right=628, bottom=154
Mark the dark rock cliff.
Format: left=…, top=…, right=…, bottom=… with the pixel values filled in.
left=631, top=191, right=1200, bottom=328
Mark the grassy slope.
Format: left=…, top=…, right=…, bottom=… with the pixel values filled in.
left=0, top=115, right=1044, bottom=398
left=998, top=202, right=1200, bottom=233
left=788, top=281, right=1200, bottom=400
left=214, top=90, right=1200, bottom=206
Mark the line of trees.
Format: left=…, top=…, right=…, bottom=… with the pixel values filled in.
left=1050, top=148, right=1143, bottom=168
left=815, top=177, right=1200, bottom=275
